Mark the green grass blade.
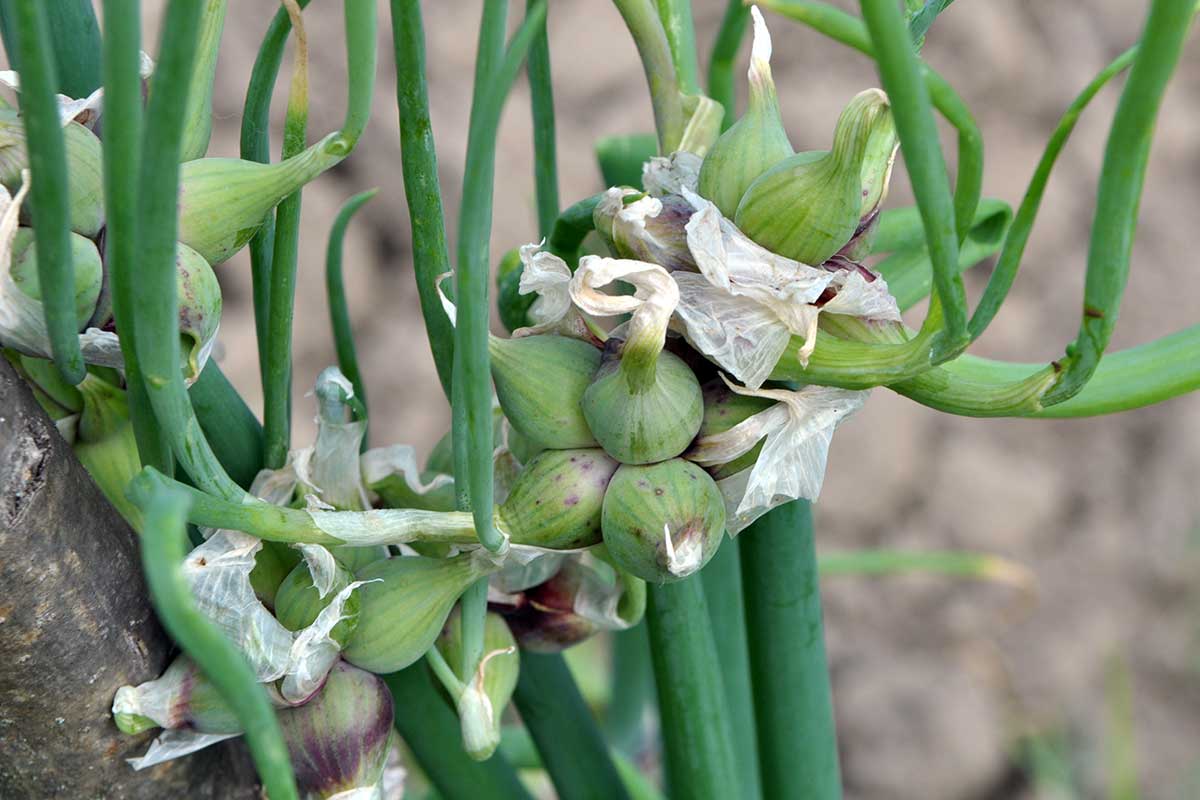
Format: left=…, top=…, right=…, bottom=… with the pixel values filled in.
left=101, top=0, right=172, bottom=473
left=135, top=0, right=243, bottom=500
left=613, top=0, right=685, bottom=153
left=135, top=485, right=298, bottom=800
left=969, top=44, right=1140, bottom=342
left=325, top=189, right=378, bottom=427
left=645, top=574, right=739, bottom=799
left=527, top=0, right=559, bottom=238
left=655, top=0, right=700, bottom=94
left=707, top=0, right=751, bottom=130
left=860, top=0, right=966, bottom=363
left=390, top=0, right=454, bottom=398
left=701, top=540, right=763, bottom=800
left=13, top=0, right=85, bottom=384
left=741, top=500, right=841, bottom=799
left=385, top=663, right=533, bottom=800
left=240, top=0, right=312, bottom=402
left=513, top=652, right=631, bottom=800
left=262, top=0, right=310, bottom=470
left=1041, top=0, right=1195, bottom=406
left=188, top=361, right=265, bottom=490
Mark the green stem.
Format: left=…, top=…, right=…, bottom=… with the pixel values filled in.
left=605, top=622, right=655, bottom=757
left=645, top=575, right=739, bottom=799
left=969, top=44, right=1138, bottom=342
left=513, top=652, right=631, bottom=800
left=612, top=0, right=685, bottom=153
left=655, top=0, right=700, bottom=94
left=860, top=0, right=966, bottom=363
left=325, top=188, right=378, bottom=427
left=1042, top=0, right=1195, bottom=406
left=187, top=361, right=264, bottom=490
left=262, top=0, right=310, bottom=471
left=241, top=0, right=313, bottom=403
left=385, top=663, right=533, bottom=800
left=455, top=0, right=549, bottom=554
left=338, top=0, right=377, bottom=148
left=527, top=0, right=559, bottom=238
left=390, top=0, right=455, bottom=399
left=102, top=0, right=171, bottom=472
left=741, top=500, right=841, bottom=799
left=707, top=0, right=751, bottom=130
left=13, top=0, right=85, bottom=384
left=701, top=539, right=762, bottom=800
left=136, top=486, right=298, bottom=800
left=135, top=0, right=243, bottom=501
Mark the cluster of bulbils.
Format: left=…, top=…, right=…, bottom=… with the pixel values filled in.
left=4, top=9, right=903, bottom=797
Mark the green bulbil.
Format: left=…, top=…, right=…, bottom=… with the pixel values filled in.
left=274, top=558, right=360, bottom=647
left=505, top=423, right=545, bottom=465
left=0, top=111, right=104, bottom=236
left=436, top=610, right=520, bottom=761
left=249, top=541, right=301, bottom=609
left=330, top=545, right=390, bottom=574
left=697, top=21, right=793, bottom=217
left=174, top=242, right=222, bottom=382
left=489, top=333, right=600, bottom=450
left=73, top=375, right=141, bottom=526
left=735, top=89, right=892, bottom=265
left=499, top=448, right=620, bottom=549
left=601, top=459, right=726, bottom=583
left=9, top=227, right=102, bottom=329
left=582, top=348, right=703, bottom=465
left=343, top=554, right=490, bottom=674
left=177, top=133, right=346, bottom=265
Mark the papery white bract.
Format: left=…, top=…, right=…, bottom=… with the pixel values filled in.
left=689, top=378, right=867, bottom=533
left=642, top=151, right=703, bottom=197
left=569, top=255, right=678, bottom=354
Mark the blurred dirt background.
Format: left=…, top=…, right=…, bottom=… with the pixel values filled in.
left=153, top=1, right=1200, bottom=797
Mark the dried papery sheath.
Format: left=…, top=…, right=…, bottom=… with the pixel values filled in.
left=593, top=188, right=697, bottom=273
left=678, top=94, right=724, bottom=157
left=511, top=241, right=592, bottom=339
left=362, top=444, right=456, bottom=511
left=0, top=111, right=105, bottom=236
left=435, top=610, right=519, bottom=760
left=299, top=367, right=369, bottom=511
left=698, top=6, right=794, bottom=217
left=642, top=150, right=703, bottom=198
left=277, top=661, right=396, bottom=799
left=113, top=655, right=243, bottom=735
left=673, top=191, right=900, bottom=386
left=0, top=53, right=152, bottom=128
left=495, top=552, right=646, bottom=651
left=688, top=377, right=867, bottom=533
left=126, top=730, right=240, bottom=771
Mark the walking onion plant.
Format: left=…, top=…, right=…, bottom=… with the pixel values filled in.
left=0, top=0, right=1196, bottom=797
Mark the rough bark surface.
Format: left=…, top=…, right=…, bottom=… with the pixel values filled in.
left=0, top=359, right=259, bottom=799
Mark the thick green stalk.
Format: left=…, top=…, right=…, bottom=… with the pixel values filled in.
left=1042, top=0, right=1194, bottom=405
left=13, top=0, right=85, bottom=384
left=527, top=0, right=559, bottom=238
left=655, top=0, right=700, bottom=94
left=605, top=622, right=656, bottom=757
left=136, top=486, right=298, bottom=800
left=0, top=0, right=101, bottom=97
left=101, top=0, right=171, bottom=473
left=645, top=575, right=739, bottom=799
left=385, top=663, right=533, bottom=800
left=187, top=361, right=264, bottom=490
left=262, top=0, right=310, bottom=471
left=325, top=189, right=377, bottom=425
left=969, top=44, right=1138, bottom=341
left=135, top=0, right=242, bottom=501
left=741, top=500, right=841, bottom=800
left=701, top=540, right=762, bottom=800
left=240, top=0, right=312, bottom=400
left=390, top=0, right=454, bottom=398
left=500, top=726, right=664, bottom=800
left=513, top=652, right=631, bottom=800
left=707, top=0, right=751, bottom=130
left=612, top=0, right=685, bottom=153
left=860, top=0, right=966, bottom=363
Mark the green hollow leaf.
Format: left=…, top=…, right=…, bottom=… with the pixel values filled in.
left=527, top=0, right=559, bottom=238
left=707, top=0, right=752, bottom=131
left=326, top=189, right=378, bottom=432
